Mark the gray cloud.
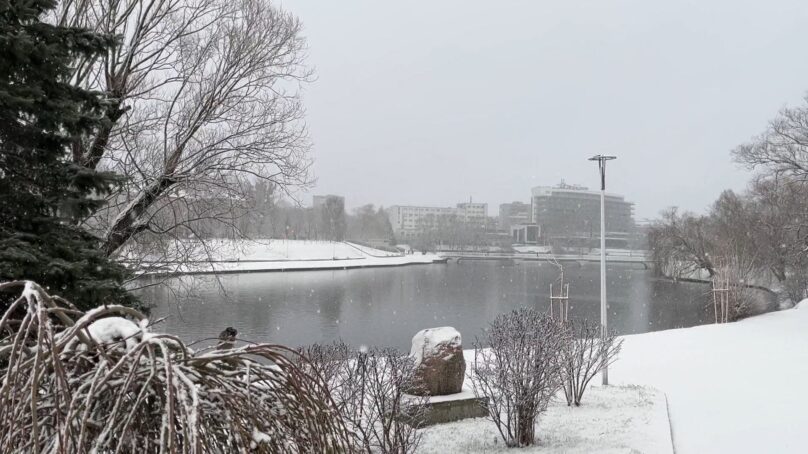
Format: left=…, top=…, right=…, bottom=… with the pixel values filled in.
left=281, top=0, right=808, bottom=219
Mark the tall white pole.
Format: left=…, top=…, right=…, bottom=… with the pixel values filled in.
left=589, top=154, right=615, bottom=386
left=600, top=183, right=608, bottom=385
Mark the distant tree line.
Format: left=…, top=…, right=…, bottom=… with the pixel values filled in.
left=411, top=214, right=504, bottom=252
left=182, top=181, right=395, bottom=243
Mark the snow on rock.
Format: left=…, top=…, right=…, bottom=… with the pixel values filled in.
left=410, top=327, right=465, bottom=396
left=87, top=317, right=143, bottom=351
left=410, top=327, right=462, bottom=366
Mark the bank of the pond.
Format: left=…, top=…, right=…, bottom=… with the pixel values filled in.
left=422, top=302, right=804, bottom=453
left=653, top=275, right=779, bottom=317
left=136, top=239, right=445, bottom=276
left=609, top=300, right=808, bottom=453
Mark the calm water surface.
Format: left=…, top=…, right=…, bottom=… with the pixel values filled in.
left=140, top=261, right=712, bottom=351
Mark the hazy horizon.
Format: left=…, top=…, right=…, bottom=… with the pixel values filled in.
left=280, top=0, right=808, bottom=219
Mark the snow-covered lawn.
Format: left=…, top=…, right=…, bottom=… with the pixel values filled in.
left=139, top=239, right=443, bottom=274
left=420, top=303, right=807, bottom=453
left=611, top=301, right=808, bottom=453
left=418, top=385, right=673, bottom=453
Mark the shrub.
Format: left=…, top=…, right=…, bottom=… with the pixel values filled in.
left=470, top=308, right=568, bottom=447
left=0, top=281, right=353, bottom=453
left=559, top=319, right=622, bottom=406
left=298, top=341, right=429, bottom=453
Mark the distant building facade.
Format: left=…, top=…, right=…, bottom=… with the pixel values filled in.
left=456, top=202, right=488, bottom=225
left=530, top=181, right=634, bottom=248
left=388, top=202, right=489, bottom=238
left=499, top=201, right=531, bottom=230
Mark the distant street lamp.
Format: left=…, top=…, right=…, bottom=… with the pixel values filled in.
left=588, top=154, right=616, bottom=385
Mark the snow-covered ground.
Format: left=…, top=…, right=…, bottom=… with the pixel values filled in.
left=611, top=301, right=808, bottom=453
left=140, top=239, right=443, bottom=275
left=418, top=385, right=673, bottom=453
left=420, top=303, right=806, bottom=453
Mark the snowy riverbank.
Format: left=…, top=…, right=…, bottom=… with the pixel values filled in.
left=419, top=303, right=806, bottom=453
left=610, top=300, right=808, bottom=453
left=139, top=239, right=444, bottom=275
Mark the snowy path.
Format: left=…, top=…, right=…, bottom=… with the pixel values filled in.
left=611, top=303, right=808, bottom=453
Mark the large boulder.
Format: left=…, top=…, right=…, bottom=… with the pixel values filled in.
left=409, top=327, right=465, bottom=396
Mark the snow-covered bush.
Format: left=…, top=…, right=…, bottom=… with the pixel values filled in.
left=559, top=319, right=622, bottom=406
left=470, top=308, right=569, bottom=447
left=0, top=281, right=353, bottom=453
left=298, top=341, right=429, bottom=453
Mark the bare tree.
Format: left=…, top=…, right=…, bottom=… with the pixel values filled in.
left=54, top=0, right=312, bottom=268
left=297, top=341, right=428, bottom=453
left=710, top=190, right=761, bottom=278
left=730, top=97, right=808, bottom=303
left=319, top=196, right=347, bottom=241
left=651, top=173, right=808, bottom=306
left=648, top=207, right=716, bottom=279
left=733, top=97, right=808, bottom=180
left=470, top=308, right=568, bottom=447
left=747, top=176, right=808, bottom=303
left=559, top=320, right=622, bottom=407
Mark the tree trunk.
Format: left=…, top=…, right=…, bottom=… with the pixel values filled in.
left=517, top=412, right=535, bottom=446
left=104, top=175, right=176, bottom=256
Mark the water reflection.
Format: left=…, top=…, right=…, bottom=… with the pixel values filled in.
left=140, top=262, right=712, bottom=351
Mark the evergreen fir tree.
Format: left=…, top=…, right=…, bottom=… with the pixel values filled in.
left=0, top=0, right=137, bottom=309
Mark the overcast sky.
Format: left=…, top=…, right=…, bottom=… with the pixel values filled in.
left=280, top=0, right=808, bottom=219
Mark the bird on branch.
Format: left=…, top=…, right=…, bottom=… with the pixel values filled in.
left=217, top=327, right=237, bottom=350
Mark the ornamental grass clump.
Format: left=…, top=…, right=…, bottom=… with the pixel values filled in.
left=0, top=281, right=354, bottom=453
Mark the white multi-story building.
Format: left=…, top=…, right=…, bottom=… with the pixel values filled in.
left=456, top=202, right=487, bottom=223
left=388, top=202, right=488, bottom=238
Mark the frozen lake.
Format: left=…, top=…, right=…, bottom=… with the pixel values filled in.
left=140, top=261, right=713, bottom=351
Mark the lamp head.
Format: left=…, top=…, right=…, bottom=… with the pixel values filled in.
left=588, top=155, right=617, bottom=161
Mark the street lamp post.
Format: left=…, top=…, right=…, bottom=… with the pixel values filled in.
left=588, top=154, right=616, bottom=385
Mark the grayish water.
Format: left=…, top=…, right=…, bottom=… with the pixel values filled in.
left=139, top=261, right=713, bottom=351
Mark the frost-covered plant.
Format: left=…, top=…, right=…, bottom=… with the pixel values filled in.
left=298, top=341, right=429, bottom=453
left=559, top=319, right=622, bottom=406
left=470, top=308, right=568, bottom=447
left=0, top=281, right=353, bottom=453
